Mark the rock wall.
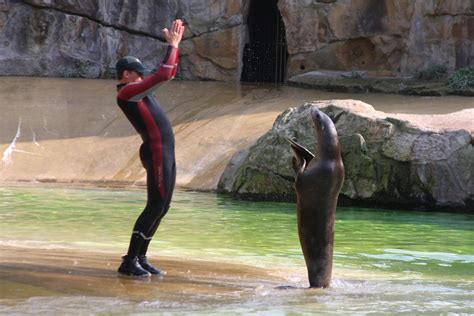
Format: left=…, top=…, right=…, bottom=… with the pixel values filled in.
left=280, top=0, right=474, bottom=77
left=0, top=0, right=245, bottom=80
left=218, top=101, right=474, bottom=212
left=0, top=0, right=472, bottom=80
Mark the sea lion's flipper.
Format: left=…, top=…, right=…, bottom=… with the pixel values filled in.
left=286, top=137, right=315, bottom=173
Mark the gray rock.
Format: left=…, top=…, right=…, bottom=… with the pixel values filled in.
left=0, top=1, right=168, bottom=78
left=0, top=0, right=243, bottom=80
left=0, top=1, right=472, bottom=80
left=218, top=100, right=474, bottom=212
left=280, top=0, right=474, bottom=78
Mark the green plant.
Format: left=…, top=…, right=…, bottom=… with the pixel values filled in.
left=448, top=66, right=474, bottom=90
left=416, top=64, right=447, bottom=80
left=349, top=70, right=362, bottom=79
left=173, top=71, right=184, bottom=81
left=341, top=70, right=363, bottom=79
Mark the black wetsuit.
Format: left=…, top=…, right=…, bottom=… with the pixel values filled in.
left=116, top=46, right=178, bottom=257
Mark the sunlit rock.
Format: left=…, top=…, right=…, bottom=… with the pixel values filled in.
left=218, top=100, right=474, bottom=211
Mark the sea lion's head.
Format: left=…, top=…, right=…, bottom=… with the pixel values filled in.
left=287, top=106, right=342, bottom=174
left=310, top=107, right=336, bottom=137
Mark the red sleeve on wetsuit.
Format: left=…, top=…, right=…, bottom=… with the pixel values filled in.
left=118, top=46, right=179, bottom=102
left=172, top=53, right=179, bottom=77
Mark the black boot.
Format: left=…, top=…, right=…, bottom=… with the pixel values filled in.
left=138, top=255, right=165, bottom=275
left=118, top=255, right=151, bottom=277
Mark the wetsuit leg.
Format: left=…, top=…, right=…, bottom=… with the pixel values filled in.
left=126, top=145, right=175, bottom=257
left=139, top=161, right=176, bottom=256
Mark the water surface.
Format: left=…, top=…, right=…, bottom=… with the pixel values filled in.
left=0, top=187, right=472, bottom=314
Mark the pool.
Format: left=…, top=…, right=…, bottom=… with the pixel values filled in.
left=0, top=187, right=472, bottom=314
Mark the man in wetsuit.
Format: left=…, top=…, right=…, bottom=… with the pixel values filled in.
left=115, top=19, right=184, bottom=277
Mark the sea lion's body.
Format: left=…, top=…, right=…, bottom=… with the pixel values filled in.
left=289, top=107, right=344, bottom=288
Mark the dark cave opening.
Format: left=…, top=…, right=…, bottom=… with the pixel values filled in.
left=241, top=0, right=288, bottom=83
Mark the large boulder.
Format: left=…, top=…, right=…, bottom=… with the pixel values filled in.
left=218, top=100, right=474, bottom=212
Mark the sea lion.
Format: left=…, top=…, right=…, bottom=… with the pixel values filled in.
left=287, top=106, right=344, bottom=288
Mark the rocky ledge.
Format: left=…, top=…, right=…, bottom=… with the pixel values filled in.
left=218, top=100, right=474, bottom=212
left=288, top=71, right=474, bottom=97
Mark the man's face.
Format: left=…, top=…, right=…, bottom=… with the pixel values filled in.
left=123, top=70, right=143, bottom=83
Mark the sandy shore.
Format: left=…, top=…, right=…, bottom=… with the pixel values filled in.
left=0, top=245, right=286, bottom=307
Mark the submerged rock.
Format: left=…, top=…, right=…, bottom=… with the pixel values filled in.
left=218, top=100, right=474, bottom=212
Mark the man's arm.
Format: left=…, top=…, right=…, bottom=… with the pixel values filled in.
left=118, top=46, right=179, bottom=102
left=118, top=20, right=185, bottom=102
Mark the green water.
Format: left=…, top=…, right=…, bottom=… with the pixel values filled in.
left=0, top=187, right=473, bottom=314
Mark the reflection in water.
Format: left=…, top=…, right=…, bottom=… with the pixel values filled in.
left=0, top=187, right=473, bottom=314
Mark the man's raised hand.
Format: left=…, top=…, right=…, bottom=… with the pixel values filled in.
left=163, top=19, right=185, bottom=48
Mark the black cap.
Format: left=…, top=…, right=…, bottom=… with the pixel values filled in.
left=115, top=56, right=151, bottom=76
